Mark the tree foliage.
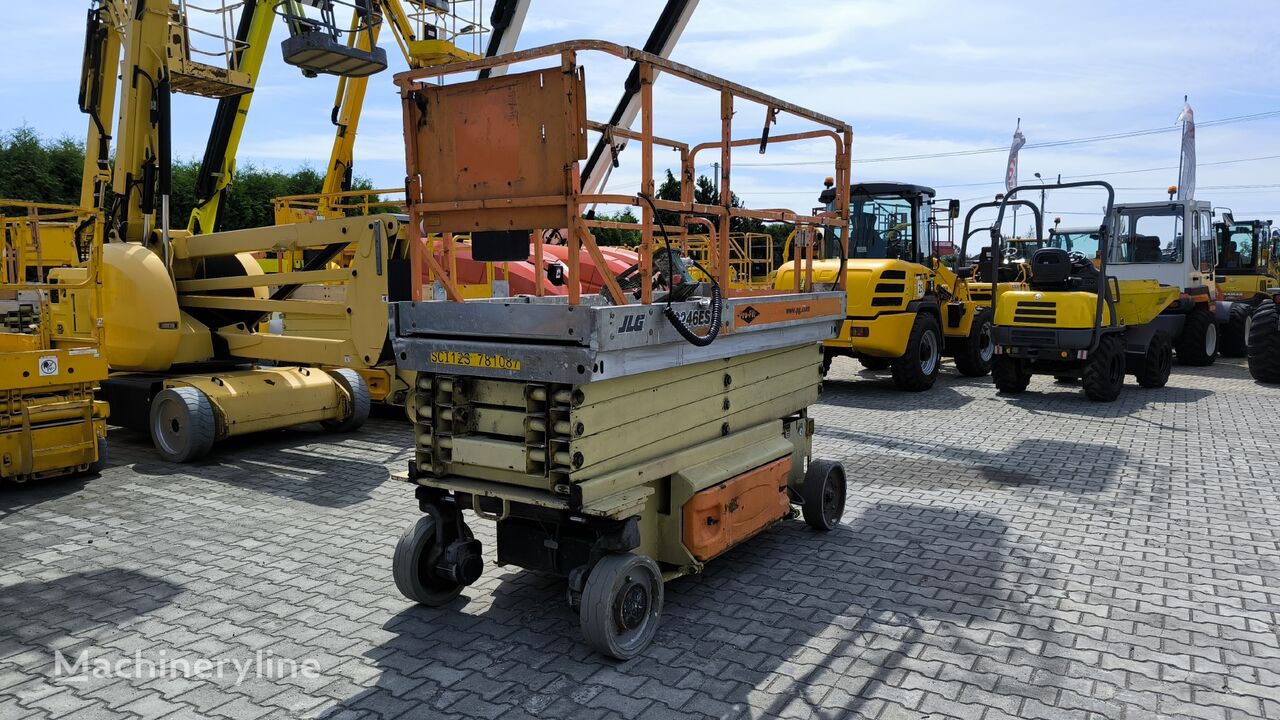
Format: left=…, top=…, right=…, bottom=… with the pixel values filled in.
left=0, top=126, right=371, bottom=231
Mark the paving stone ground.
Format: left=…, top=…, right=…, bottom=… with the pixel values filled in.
left=1, top=357, right=1278, bottom=720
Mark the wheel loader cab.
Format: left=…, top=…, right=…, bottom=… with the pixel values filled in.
left=1213, top=218, right=1278, bottom=357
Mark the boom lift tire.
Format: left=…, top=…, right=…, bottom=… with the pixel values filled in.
left=891, top=314, right=942, bottom=391
left=1247, top=300, right=1280, bottom=382
left=953, top=308, right=995, bottom=377
left=859, top=357, right=891, bottom=371
left=1221, top=302, right=1252, bottom=358
left=1082, top=335, right=1125, bottom=402
left=1131, top=334, right=1173, bottom=389
left=1174, top=307, right=1218, bottom=366
left=393, top=509, right=473, bottom=607
left=150, top=387, right=217, bottom=463
left=322, top=369, right=371, bottom=433
left=580, top=553, right=663, bottom=660
left=992, top=356, right=1032, bottom=394
left=801, top=459, right=846, bottom=532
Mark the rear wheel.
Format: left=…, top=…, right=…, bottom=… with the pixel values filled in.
left=891, top=314, right=941, bottom=391
left=992, top=356, right=1032, bottom=394
left=393, top=509, right=474, bottom=607
left=1082, top=335, right=1125, bottom=401
left=1174, top=306, right=1218, bottom=366
left=150, top=387, right=216, bottom=463
left=1247, top=300, right=1280, bottom=382
left=1132, top=333, right=1173, bottom=389
left=953, top=308, right=995, bottom=377
left=801, top=460, right=846, bottom=531
left=322, top=369, right=371, bottom=433
left=580, top=553, right=663, bottom=660
left=1221, top=302, right=1253, bottom=357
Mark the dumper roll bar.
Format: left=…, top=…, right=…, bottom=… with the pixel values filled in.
left=989, top=180, right=1116, bottom=353
left=394, top=40, right=853, bottom=310
left=959, top=198, right=1042, bottom=264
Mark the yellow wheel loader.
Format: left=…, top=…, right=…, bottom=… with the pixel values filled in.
left=775, top=182, right=1006, bottom=389
left=1212, top=216, right=1276, bottom=356
left=0, top=202, right=108, bottom=482
left=989, top=181, right=1181, bottom=402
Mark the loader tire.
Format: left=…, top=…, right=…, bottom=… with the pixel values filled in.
left=992, top=356, right=1031, bottom=394
left=1247, top=300, right=1280, bottom=383
left=859, top=357, right=891, bottom=371
left=1082, top=335, right=1125, bottom=402
left=1133, top=333, right=1173, bottom=389
left=1174, top=306, right=1218, bottom=366
left=952, top=308, right=995, bottom=377
left=1221, top=302, right=1252, bottom=358
left=891, top=314, right=941, bottom=391
left=322, top=369, right=371, bottom=433
left=150, top=387, right=216, bottom=463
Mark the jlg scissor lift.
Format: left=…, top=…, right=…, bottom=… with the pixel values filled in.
left=0, top=202, right=108, bottom=481
left=386, top=41, right=851, bottom=658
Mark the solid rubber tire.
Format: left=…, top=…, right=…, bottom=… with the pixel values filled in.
left=149, top=387, right=216, bottom=463
left=801, top=460, right=846, bottom=532
left=580, top=553, right=663, bottom=660
left=392, top=511, right=469, bottom=607
left=322, top=368, right=371, bottom=432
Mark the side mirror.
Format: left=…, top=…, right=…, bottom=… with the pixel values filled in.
left=948, top=199, right=960, bottom=219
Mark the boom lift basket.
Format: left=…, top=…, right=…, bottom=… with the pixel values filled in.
left=277, top=0, right=389, bottom=77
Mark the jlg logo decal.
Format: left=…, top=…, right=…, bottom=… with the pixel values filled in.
left=619, top=314, right=646, bottom=333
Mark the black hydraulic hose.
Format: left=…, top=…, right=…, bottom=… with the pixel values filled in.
left=637, top=193, right=721, bottom=346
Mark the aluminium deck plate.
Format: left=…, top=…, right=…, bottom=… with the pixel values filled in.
left=389, top=292, right=845, bottom=384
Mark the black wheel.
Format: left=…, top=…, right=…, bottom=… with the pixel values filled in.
left=1174, top=307, right=1218, bottom=366
left=800, top=459, right=846, bottom=531
left=1247, top=299, right=1280, bottom=382
left=150, top=387, right=216, bottom=463
left=1082, top=335, right=1125, bottom=402
left=392, top=509, right=473, bottom=606
left=1133, top=333, right=1173, bottom=389
left=991, top=356, right=1032, bottom=394
left=86, top=436, right=108, bottom=475
left=1053, top=375, right=1079, bottom=385
left=859, top=357, right=891, bottom=371
left=891, top=314, right=941, bottom=391
left=580, top=553, right=663, bottom=660
left=1221, top=302, right=1253, bottom=358
left=819, top=350, right=834, bottom=377
left=322, top=369, right=371, bottom=432
left=953, top=308, right=995, bottom=377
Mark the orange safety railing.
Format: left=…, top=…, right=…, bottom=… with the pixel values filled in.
left=393, top=40, right=852, bottom=305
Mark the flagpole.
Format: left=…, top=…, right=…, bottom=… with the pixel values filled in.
left=1176, top=95, right=1187, bottom=198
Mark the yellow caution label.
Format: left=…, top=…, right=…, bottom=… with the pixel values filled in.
left=430, top=350, right=522, bottom=371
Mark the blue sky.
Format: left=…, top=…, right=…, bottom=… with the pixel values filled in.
left=5, top=1, right=1280, bottom=233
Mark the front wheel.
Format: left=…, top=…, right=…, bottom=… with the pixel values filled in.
left=1247, top=300, right=1280, bottom=382
left=1221, top=302, right=1253, bottom=357
left=1082, top=335, right=1125, bottom=401
left=1174, top=307, right=1218, bottom=366
left=1132, top=333, right=1173, bottom=389
left=392, top=510, right=477, bottom=607
left=150, top=387, right=216, bottom=463
left=992, top=356, right=1032, bottom=394
left=953, top=308, right=995, bottom=377
left=580, top=553, right=663, bottom=660
left=891, top=314, right=942, bottom=391
left=322, top=369, right=371, bottom=433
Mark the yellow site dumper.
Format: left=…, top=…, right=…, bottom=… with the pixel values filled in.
left=1, top=202, right=108, bottom=481
left=386, top=41, right=852, bottom=658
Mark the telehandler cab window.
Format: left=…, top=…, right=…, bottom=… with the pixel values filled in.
left=849, top=196, right=922, bottom=262
left=1110, top=211, right=1183, bottom=264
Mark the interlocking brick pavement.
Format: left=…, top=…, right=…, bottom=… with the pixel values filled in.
left=1, top=357, right=1278, bottom=719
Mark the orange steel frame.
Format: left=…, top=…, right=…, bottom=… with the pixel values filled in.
left=394, top=40, right=852, bottom=305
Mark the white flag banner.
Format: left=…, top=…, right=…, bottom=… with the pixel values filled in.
left=1176, top=102, right=1195, bottom=201
left=1005, top=120, right=1025, bottom=193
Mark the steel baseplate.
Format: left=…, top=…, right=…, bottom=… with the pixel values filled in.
left=389, top=291, right=846, bottom=384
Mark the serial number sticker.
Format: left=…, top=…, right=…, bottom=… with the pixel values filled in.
left=430, top=351, right=521, bottom=371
